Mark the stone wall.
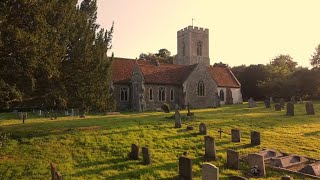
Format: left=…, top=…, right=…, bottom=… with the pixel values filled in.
left=144, top=84, right=183, bottom=111
left=184, top=63, right=218, bottom=108
left=218, top=87, right=243, bottom=105
left=113, top=84, right=131, bottom=110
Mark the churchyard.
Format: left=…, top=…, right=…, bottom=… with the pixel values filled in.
left=0, top=102, right=319, bottom=179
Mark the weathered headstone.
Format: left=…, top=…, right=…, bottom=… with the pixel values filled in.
left=229, top=176, right=249, bottom=180
left=38, top=110, right=42, bottom=116
left=248, top=97, right=256, bottom=108
left=71, top=109, right=74, bottom=116
left=199, top=123, right=207, bottom=135
left=179, top=156, right=192, bottom=180
left=174, top=110, right=182, bottom=128
left=274, top=103, right=281, bottom=111
left=305, top=102, right=315, bottom=115
left=290, top=96, right=296, bottom=104
left=142, top=147, right=151, bottom=165
left=264, top=99, right=271, bottom=108
left=231, top=129, right=241, bottom=142
left=250, top=131, right=260, bottom=146
left=286, top=102, right=294, bottom=116
left=281, top=175, right=294, bottom=180
left=280, top=98, right=285, bottom=108
left=269, top=97, right=273, bottom=103
left=227, top=149, right=240, bottom=170
left=128, top=144, right=139, bottom=160
left=202, top=163, right=219, bottom=180
left=204, top=136, right=217, bottom=161
left=248, top=153, right=266, bottom=177
left=214, top=92, right=221, bottom=108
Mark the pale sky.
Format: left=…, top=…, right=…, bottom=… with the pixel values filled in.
left=96, top=0, right=320, bottom=68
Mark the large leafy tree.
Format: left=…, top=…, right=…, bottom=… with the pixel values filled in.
left=139, top=48, right=174, bottom=64
left=310, top=44, right=320, bottom=68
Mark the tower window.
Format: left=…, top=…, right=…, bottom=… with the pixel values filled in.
left=170, top=89, right=174, bottom=101
left=120, top=87, right=129, bottom=102
left=197, top=81, right=205, bottom=96
left=149, top=88, right=153, bottom=101
left=220, top=90, right=224, bottom=101
left=197, top=41, right=202, bottom=56
left=159, top=87, right=166, bottom=101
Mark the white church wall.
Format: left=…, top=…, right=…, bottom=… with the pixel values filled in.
left=231, top=88, right=243, bottom=104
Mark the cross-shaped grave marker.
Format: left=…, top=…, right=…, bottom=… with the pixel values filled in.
left=218, top=128, right=223, bottom=139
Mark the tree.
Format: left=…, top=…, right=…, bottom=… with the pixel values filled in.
left=139, top=49, right=174, bottom=64
left=270, top=54, right=297, bottom=72
left=310, top=44, right=320, bottom=68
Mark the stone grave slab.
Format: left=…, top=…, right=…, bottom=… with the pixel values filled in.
left=202, top=163, right=219, bottom=180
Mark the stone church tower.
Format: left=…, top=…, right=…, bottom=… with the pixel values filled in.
left=174, top=26, right=210, bottom=67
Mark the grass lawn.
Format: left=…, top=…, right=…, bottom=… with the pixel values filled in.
left=0, top=102, right=319, bottom=179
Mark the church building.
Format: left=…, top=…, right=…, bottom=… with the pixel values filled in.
left=111, top=26, right=243, bottom=111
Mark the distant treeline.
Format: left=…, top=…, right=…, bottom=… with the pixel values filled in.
left=230, top=53, right=320, bottom=101
left=0, top=0, right=115, bottom=112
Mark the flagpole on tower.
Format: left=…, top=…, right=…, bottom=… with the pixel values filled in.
left=192, top=18, right=194, bottom=26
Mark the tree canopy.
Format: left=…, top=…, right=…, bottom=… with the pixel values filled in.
left=0, top=0, right=115, bottom=112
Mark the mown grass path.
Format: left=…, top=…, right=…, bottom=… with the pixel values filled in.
left=0, top=102, right=319, bottom=179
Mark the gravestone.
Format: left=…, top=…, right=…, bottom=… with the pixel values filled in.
left=229, top=176, right=249, bottom=180
left=64, top=111, right=69, bottom=116
left=251, top=131, right=261, bottom=146
left=202, top=163, right=219, bottom=180
left=142, top=147, right=151, bottom=165
left=22, top=113, right=27, bottom=124
left=298, top=97, right=303, bottom=104
left=204, top=136, right=217, bottom=161
left=280, top=98, right=285, bottom=108
left=264, top=99, right=271, bottom=108
left=270, top=97, right=273, bottom=103
left=281, top=175, right=294, bottom=180
left=174, top=110, right=182, bottom=128
left=71, top=109, right=74, bottom=116
left=179, top=156, right=192, bottom=180
left=50, top=163, right=63, bottom=180
left=274, top=103, right=281, bottom=111
left=290, top=96, right=296, bottom=104
left=248, top=97, right=256, bottom=108
left=218, top=128, right=223, bottom=139
left=38, top=110, right=42, bottom=116
left=186, top=126, right=194, bottom=130
left=199, top=123, right=207, bottom=135
left=248, top=153, right=266, bottom=177
left=214, top=92, right=221, bottom=108
left=227, top=149, right=240, bottom=170
left=231, top=129, right=241, bottom=142
left=128, top=144, right=139, bottom=160
left=286, top=102, right=294, bottom=116
left=305, top=102, right=315, bottom=115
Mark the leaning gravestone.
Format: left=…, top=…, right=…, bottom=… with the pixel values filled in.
left=275, top=103, right=281, bottom=111
left=204, top=136, right=217, bottom=161
left=199, top=123, right=207, bottom=135
left=179, top=156, right=192, bottom=180
left=251, top=131, right=261, bottom=146
left=248, top=98, right=256, bottom=108
left=142, top=147, right=151, bottom=165
left=128, top=144, right=139, bottom=160
left=280, top=98, right=285, bottom=108
left=227, top=149, right=240, bottom=170
left=248, top=153, right=266, bottom=177
left=174, top=110, right=182, bottom=128
left=286, top=102, right=294, bottom=116
left=264, top=99, right=271, bottom=108
left=202, top=163, right=219, bottom=180
left=305, top=102, right=315, bottom=115
left=231, top=129, right=241, bottom=142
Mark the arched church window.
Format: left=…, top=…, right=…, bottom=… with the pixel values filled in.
left=197, top=41, right=202, bottom=56
left=197, top=81, right=205, bottom=96
left=219, top=90, right=224, bottom=101
left=159, top=87, right=166, bottom=101
left=182, top=42, right=185, bottom=56
left=149, top=88, right=153, bottom=101
left=120, top=87, right=129, bottom=102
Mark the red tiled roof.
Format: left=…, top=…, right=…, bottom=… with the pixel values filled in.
left=112, top=58, right=196, bottom=85
left=207, top=66, right=241, bottom=88
left=139, top=63, right=197, bottom=85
